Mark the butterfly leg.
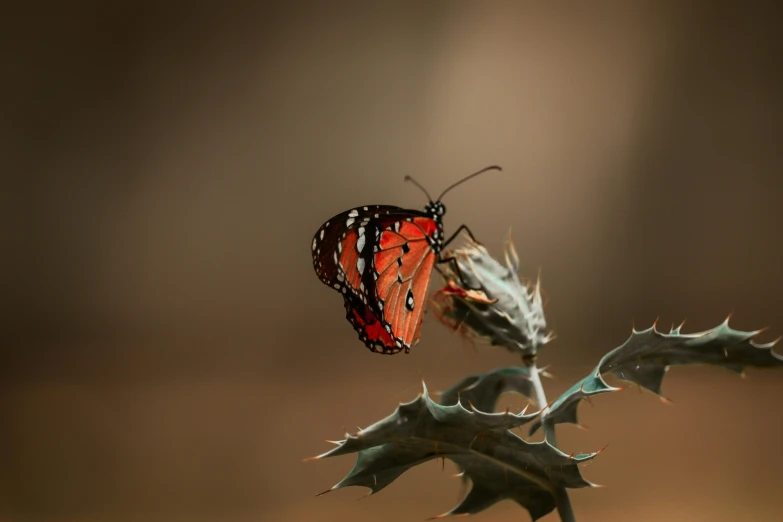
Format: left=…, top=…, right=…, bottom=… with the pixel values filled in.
left=436, top=254, right=473, bottom=288
left=436, top=224, right=481, bottom=286
left=442, top=224, right=480, bottom=250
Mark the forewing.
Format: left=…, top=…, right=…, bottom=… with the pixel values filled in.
left=372, top=217, right=438, bottom=352
left=312, top=205, right=402, bottom=292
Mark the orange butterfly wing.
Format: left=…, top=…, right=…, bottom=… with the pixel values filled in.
left=372, top=217, right=438, bottom=352
left=313, top=207, right=440, bottom=355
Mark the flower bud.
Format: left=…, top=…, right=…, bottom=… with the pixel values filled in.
left=433, top=233, right=551, bottom=356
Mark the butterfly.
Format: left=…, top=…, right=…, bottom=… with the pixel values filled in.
left=311, top=165, right=501, bottom=355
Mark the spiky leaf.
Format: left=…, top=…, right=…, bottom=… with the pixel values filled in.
left=433, top=234, right=550, bottom=356
left=311, top=383, right=600, bottom=520
left=439, top=367, right=543, bottom=414
left=531, top=319, right=782, bottom=434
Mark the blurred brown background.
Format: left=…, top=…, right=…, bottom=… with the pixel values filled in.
left=2, top=1, right=782, bottom=521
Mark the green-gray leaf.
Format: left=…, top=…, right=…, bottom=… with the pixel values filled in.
left=311, top=383, right=600, bottom=520
left=531, top=319, right=782, bottom=434
left=439, top=366, right=540, bottom=414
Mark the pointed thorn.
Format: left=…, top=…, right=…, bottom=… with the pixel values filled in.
left=316, top=487, right=336, bottom=496
left=597, top=443, right=610, bottom=454
left=753, top=326, right=770, bottom=337
left=325, top=439, right=341, bottom=445
left=659, top=395, right=674, bottom=405
left=652, top=316, right=660, bottom=329
left=467, top=399, right=477, bottom=411
left=303, top=455, right=321, bottom=462
left=575, top=423, right=589, bottom=431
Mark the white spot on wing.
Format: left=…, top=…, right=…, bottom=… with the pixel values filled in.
left=320, top=229, right=324, bottom=240
left=348, top=209, right=359, bottom=218
left=312, top=238, right=317, bottom=251
left=346, top=217, right=355, bottom=227
left=357, top=257, right=365, bottom=274
left=357, top=233, right=365, bottom=253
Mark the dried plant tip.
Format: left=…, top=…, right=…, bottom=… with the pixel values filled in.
left=434, top=235, right=551, bottom=356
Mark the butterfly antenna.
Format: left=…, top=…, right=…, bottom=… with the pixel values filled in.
left=437, top=165, right=502, bottom=201
left=404, top=175, right=433, bottom=202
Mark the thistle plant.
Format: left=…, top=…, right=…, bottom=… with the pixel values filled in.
left=308, top=233, right=782, bottom=521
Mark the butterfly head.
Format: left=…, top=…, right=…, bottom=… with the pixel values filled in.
left=424, top=200, right=446, bottom=218
left=405, top=165, right=502, bottom=251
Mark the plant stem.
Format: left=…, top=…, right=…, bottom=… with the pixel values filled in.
left=525, top=358, right=576, bottom=522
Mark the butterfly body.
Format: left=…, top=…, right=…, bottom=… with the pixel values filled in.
left=312, top=201, right=447, bottom=354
